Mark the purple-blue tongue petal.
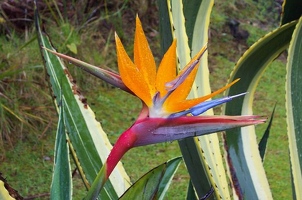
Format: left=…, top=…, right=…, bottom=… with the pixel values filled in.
left=165, top=60, right=199, bottom=92
left=190, top=93, right=247, bottom=116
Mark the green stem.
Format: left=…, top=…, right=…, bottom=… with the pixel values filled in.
left=83, top=165, right=106, bottom=200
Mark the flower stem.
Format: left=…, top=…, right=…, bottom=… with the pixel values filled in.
left=84, top=129, right=136, bottom=199
left=83, top=164, right=107, bottom=200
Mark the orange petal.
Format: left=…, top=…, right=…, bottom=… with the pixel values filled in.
left=156, top=40, right=177, bottom=97
left=163, top=45, right=207, bottom=110
left=134, top=16, right=156, bottom=96
left=163, top=65, right=199, bottom=111
left=166, top=78, right=240, bottom=113
left=115, top=33, right=152, bottom=106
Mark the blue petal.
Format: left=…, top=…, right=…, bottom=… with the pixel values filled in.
left=190, top=93, right=247, bottom=116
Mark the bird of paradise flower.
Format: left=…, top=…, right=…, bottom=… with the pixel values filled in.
left=45, top=16, right=265, bottom=199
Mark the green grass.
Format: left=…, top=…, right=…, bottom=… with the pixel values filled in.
left=0, top=0, right=292, bottom=199
left=0, top=35, right=54, bottom=151
left=1, top=133, right=55, bottom=198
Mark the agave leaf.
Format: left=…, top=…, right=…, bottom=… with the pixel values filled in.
left=169, top=0, right=191, bottom=68
left=182, top=0, right=203, bottom=49
left=186, top=180, right=198, bottom=200
left=223, top=21, right=297, bottom=199
left=258, top=104, right=276, bottom=162
left=0, top=173, right=23, bottom=200
left=178, top=138, right=212, bottom=197
left=161, top=0, right=232, bottom=199
left=50, top=99, right=72, bottom=200
left=285, top=16, right=302, bottom=199
left=156, top=158, right=182, bottom=199
left=34, top=5, right=130, bottom=199
left=168, top=0, right=232, bottom=199
left=119, top=157, right=182, bottom=200
left=164, top=0, right=213, bottom=198
left=0, top=181, right=15, bottom=200
left=281, top=0, right=302, bottom=25
left=190, top=0, right=233, bottom=199
left=157, top=0, right=173, bottom=55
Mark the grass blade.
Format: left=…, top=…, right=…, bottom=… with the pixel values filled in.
left=285, top=16, right=302, bottom=199
left=223, top=21, right=297, bottom=199
left=119, top=157, right=182, bottom=200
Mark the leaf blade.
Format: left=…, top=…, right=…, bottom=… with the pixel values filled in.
left=223, top=21, right=297, bottom=199
left=285, top=16, right=302, bottom=199
left=34, top=5, right=130, bottom=199
left=281, top=0, right=302, bottom=25
left=119, top=157, right=182, bottom=200
left=50, top=99, right=72, bottom=200
left=165, top=0, right=217, bottom=198
left=0, top=181, right=15, bottom=200
left=258, top=104, right=276, bottom=162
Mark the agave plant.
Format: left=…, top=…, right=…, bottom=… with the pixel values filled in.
left=2, top=0, right=302, bottom=199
